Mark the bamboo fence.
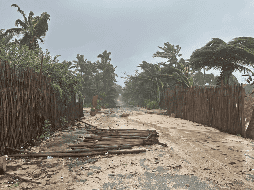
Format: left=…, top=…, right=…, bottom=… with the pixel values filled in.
left=0, top=59, right=83, bottom=156
left=159, top=82, right=246, bottom=137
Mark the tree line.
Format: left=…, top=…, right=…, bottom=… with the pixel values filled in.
left=0, top=4, right=121, bottom=110
left=1, top=4, right=254, bottom=111
left=120, top=39, right=254, bottom=108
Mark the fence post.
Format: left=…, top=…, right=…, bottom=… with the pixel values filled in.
left=92, top=95, right=98, bottom=108
left=0, top=156, right=6, bottom=174
left=241, top=84, right=246, bottom=138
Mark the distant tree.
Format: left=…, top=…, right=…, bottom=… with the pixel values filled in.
left=114, top=83, right=123, bottom=97
left=95, top=50, right=119, bottom=107
left=72, top=54, right=99, bottom=104
left=71, top=50, right=119, bottom=108
left=96, top=50, right=113, bottom=95
left=191, top=71, right=239, bottom=87
left=192, top=71, right=214, bottom=86
left=120, top=43, right=202, bottom=107
left=211, top=74, right=239, bottom=86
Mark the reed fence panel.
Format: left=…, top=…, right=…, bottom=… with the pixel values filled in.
left=0, top=59, right=83, bottom=156
left=159, top=83, right=245, bottom=137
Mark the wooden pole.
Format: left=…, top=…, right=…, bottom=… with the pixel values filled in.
left=0, top=156, right=7, bottom=174
left=6, top=149, right=146, bottom=158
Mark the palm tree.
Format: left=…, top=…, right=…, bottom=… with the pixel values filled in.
left=0, top=29, right=17, bottom=63
left=72, top=55, right=100, bottom=104
left=135, top=61, right=169, bottom=103
left=97, top=50, right=112, bottom=95
left=0, top=4, right=50, bottom=52
left=189, top=37, right=254, bottom=87
left=152, top=42, right=200, bottom=89
left=121, top=43, right=197, bottom=107
left=0, top=29, right=16, bottom=46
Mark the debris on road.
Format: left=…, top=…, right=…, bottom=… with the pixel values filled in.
left=3, top=121, right=167, bottom=160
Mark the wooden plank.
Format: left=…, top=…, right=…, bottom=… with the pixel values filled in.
left=79, top=143, right=144, bottom=148
left=85, top=135, right=157, bottom=139
left=94, top=134, right=157, bottom=138
left=69, top=143, right=142, bottom=148
left=145, top=133, right=153, bottom=141
left=88, top=129, right=157, bottom=132
left=97, top=136, right=157, bottom=140
left=74, top=139, right=144, bottom=146
left=83, top=137, right=146, bottom=142
left=99, top=136, right=152, bottom=140
left=69, top=144, right=130, bottom=148
left=6, top=149, right=146, bottom=158
left=70, top=146, right=133, bottom=151
left=83, top=134, right=157, bottom=138
left=91, top=131, right=158, bottom=135
left=94, top=139, right=143, bottom=144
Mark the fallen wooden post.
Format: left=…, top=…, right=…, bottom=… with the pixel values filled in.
left=6, top=149, right=146, bottom=158
left=1, top=127, right=167, bottom=173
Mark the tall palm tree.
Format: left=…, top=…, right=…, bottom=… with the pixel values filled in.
left=72, top=55, right=100, bottom=103
left=97, top=50, right=112, bottom=95
left=135, top=61, right=168, bottom=103
left=152, top=42, right=200, bottom=89
left=0, top=4, right=50, bottom=52
left=189, top=37, right=254, bottom=86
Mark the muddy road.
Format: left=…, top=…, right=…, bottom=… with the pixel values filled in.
left=1, top=103, right=254, bottom=189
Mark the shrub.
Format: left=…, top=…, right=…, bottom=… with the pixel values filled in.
left=144, top=99, right=160, bottom=109
left=83, top=103, right=92, bottom=108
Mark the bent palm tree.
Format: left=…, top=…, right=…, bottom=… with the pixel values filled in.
left=0, top=4, right=50, bottom=52
left=189, top=37, right=254, bottom=86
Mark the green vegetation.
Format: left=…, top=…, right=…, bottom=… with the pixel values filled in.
left=120, top=38, right=254, bottom=111
left=0, top=4, right=122, bottom=142
left=83, top=103, right=92, bottom=108
left=189, top=37, right=254, bottom=87
left=2, top=4, right=254, bottom=143
left=144, top=99, right=160, bottom=109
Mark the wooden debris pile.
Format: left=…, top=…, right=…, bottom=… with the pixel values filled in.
left=2, top=127, right=167, bottom=159
left=71, top=128, right=161, bottom=149
left=0, top=120, right=168, bottom=173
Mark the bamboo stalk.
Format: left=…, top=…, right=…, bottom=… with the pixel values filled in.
left=70, top=146, right=133, bottom=151
left=91, top=133, right=157, bottom=137
left=82, top=138, right=144, bottom=145
left=99, top=136, right=157, bottom=140
left=87, top=129, right=157, bottom=132
left=85, top=135, right=157, bottom=139
left=92, top=132, right=158, bottom=136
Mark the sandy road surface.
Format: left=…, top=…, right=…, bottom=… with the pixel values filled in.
left=1, top=105, right=254, bottom=189
left=81, top=106, right=254, bottom=189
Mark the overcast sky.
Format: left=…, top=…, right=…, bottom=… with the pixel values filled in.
left=1, top=0, right=254, bottom=89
